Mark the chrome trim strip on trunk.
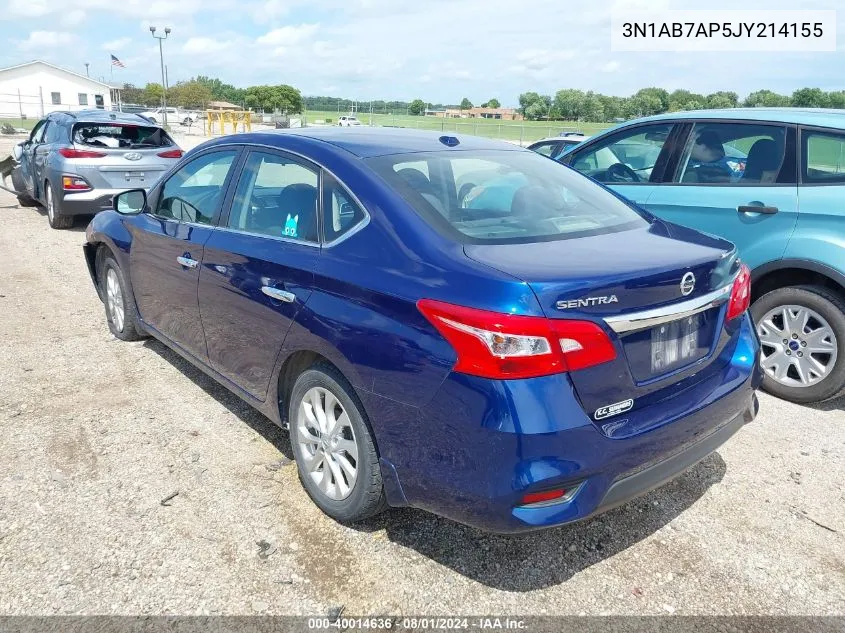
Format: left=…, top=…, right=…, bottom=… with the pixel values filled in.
left=604, top=284, right=733, bottom=334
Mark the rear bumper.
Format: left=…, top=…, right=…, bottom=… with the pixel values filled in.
left=376, top=312, right=761, bottom=534
left=58, top=188, right=123, bottom=216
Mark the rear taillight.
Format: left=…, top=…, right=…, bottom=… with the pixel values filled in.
left=62, top=175, right=91, bottom=191
left=157, top=149, right=183, bottom=158
left=59, top=148, right=106, bottom=158
left=727, top=263, right=751, bottom=320
left=417, top=299, right=616, bottom=380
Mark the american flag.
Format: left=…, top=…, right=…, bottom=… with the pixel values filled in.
left=110, top=54, right=125, bottom=68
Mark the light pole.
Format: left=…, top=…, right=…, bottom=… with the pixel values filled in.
left=149, top=26, right=171, bottom=127
left=84, top=63, right=89, bottom=77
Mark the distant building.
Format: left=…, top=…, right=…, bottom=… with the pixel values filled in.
left=0, top=60, right=113, bottom=119
left=429, top=107, right=523, bottom=121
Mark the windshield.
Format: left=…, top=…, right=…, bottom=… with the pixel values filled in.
left=72, top=123, right=174, bottom=149
left=367, top=149, right=648, bottom=244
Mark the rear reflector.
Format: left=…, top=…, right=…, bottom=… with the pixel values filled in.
left=726, top=263, right=751, bottom=320
left=59, top=148, right=106, bottom=158
left=417, top=299, right=616, bottom=380
left=157, top=149, right=183, bottom=158
left=62, top=175, right=91, bottom=191
left=520, top=489, right=567, bottom=506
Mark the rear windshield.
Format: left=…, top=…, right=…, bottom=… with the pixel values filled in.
left=72, top=123, right=174, bottom=149
left=366, top=149, right=648, bottom=244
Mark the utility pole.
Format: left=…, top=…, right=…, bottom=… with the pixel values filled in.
left=84, top=63, right=89, bottom=77
left=150, top=26, right=171, bottom=127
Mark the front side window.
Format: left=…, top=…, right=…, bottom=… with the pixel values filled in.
left=569, top=124, right=674, bottom=184
left=29, top=119, right=48, bottom=143
left=78, top=93, right=88, bottom=106
left=156, top=150, right=236, bottom=225
left=675, top=122, right=790, bottom=185
left=803, top=130, right=845, bottom=184
left=228, top=151, right=319, bottom=242
left=367, top=149, right=648, bottom=244
left=51, top=92, right=61, bottom=105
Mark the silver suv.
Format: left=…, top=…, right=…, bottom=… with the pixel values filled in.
left=11, top=110, right=183, bottom=229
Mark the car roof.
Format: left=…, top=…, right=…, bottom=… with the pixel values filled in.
left=203, top=127, right=525, bottom=158
left=54, top=110, right=154, bottom=125
left=615, top=107, right=845, bottom=129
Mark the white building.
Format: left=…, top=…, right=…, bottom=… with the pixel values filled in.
left=0, top=60, right=113, bottom=120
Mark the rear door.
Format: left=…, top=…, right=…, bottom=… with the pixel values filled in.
left=198, top=149, right=323, bottom=399
left=645, top=120, right=799, bottom=270
left=129, top=148, right=240, bottom=361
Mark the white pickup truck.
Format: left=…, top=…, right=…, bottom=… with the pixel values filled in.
left=139, top=107, right=200, bottom=126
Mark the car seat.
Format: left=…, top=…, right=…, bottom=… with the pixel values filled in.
left=742, top=139, right=781, bottom=183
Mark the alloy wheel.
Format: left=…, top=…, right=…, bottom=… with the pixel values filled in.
left=757, top=304, right=838, bottom=388
left=106, top=268, right=125, bottom=332
left=296, top=386, right=358, bottom=501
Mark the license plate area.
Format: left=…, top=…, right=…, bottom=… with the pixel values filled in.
left=651, top=313, right=701, bottom=374
left=620, top=308, right=718, bottom=383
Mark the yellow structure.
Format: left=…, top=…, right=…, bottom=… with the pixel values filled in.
left=205, top=110, right=252, bottom=135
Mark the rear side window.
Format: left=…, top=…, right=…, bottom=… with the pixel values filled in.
left=675, top=122, right=792, bottom=185
left=228, top=151, right=319, bottom=242
left=44, top=120, right=66, bottom=144
left=367, top=149, right=648, bottom=244
left=803, top=130, right=845, bottom=184
left=72, top=123, right=174, bottom=149
left=322, top=173, right=367, bottom=242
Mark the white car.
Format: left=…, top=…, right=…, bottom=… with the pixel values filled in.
left=139, top=107, right=198, bottom=126
left=338, top=115, right=362, bottom=127
left=527, top=133, right=590, bottom=160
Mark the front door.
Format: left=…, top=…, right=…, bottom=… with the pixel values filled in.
left=564, top=121, right=679, bottom=208
left=19, top=119, right=49, bottom=197
left=199, top=149, right=322, bottom=398
left=129, top=149, right=239, bottom=361
left=645, top=121, right=799, bottom=270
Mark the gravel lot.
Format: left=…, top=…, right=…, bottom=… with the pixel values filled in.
left=0, top=133, right=843, bottom=617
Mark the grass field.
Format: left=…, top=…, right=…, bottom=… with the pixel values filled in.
left=303, top=110, right=610, bottom=144
left=0, top=118, right=36, bottom=132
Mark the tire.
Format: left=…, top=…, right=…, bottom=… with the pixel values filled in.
left=288, top=364, right=386, bottom=523
left=99, top=252, right=144, bottom=341
left=10, top=168, right=37, bottom=207
left=44, top=181, right=73, bottom=229
left=751, top=285, right=845, bottom=403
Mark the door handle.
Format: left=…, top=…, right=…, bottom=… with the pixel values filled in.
left=261, top=286, right=296, bottom=303
left=738, top=204, right=778, bottom=215
left=176, top=256, right=198, bottom=269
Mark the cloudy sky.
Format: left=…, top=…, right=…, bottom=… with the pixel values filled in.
left=2, top=0, right=843, bottom=105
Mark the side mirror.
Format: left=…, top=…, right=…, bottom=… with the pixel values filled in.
left=113, top=189, right=147, bottom=215
left=12, top=143, right=23, bottom=161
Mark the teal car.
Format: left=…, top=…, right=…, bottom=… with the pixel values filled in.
left=560, top=108, right=845, bottom=404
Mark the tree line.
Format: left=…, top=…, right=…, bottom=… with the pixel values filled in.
left=517, top=87, right=845, bottom=122
left=120, top=76, right=303, bottom=113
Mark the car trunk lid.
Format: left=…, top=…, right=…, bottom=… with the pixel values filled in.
left=463, top=221, right=740, bottom=426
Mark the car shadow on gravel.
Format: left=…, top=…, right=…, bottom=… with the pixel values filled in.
left=144, top=339, right=293, bottom=460
left=352, top=453, right=726, bottom=591
left=806, top=392, right=845, bottom=412
left=143, top=338, right=726, bottom=592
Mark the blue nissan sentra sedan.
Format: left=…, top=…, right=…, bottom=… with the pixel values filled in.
left=83, top=128, right=760, bottom=533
